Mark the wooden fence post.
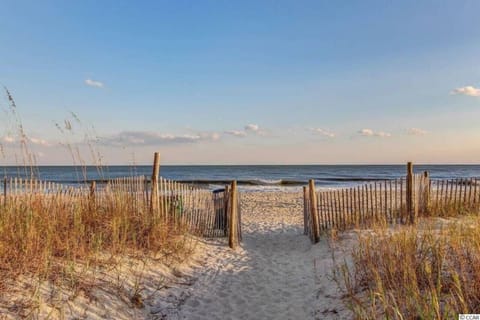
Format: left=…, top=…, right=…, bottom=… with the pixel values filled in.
left=423, top=171, right=430, bottom=215
left=150, top=152, right=160, bottom=215
left=308, top=179, right=320, bottom=243
left=406, top=162, right=415, bottom=225
left=303, top=186, right=308, bottom=235
left=224, top=185, right=230, bottom=236
left=229, top=181, right=238, bottom=249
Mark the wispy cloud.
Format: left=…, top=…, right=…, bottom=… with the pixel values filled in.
left=100, top=131, right=220, bottom=146
left=1, top=135, right=51, bottom=146
left=375, top=131, right=391, bottom=138
left=245, top=124, right=260, bottom=132
left=451, top=86, right=480, bottom=97
left=358, top=129, right=391, bottom=138
left=244, top=123, right=269, bottom=136
left=407, top=127, right=428, bottom=136
left=358, top=128, right=374, bottom=136
left=29, top=137, right=50, bottom=146
left=309, top=128, right=335, bottom=138
left=224, top=124, right=265, bottom=138
left=85, top=79, right=104, bottom=88
left=224, top=130, right=247, bottom=137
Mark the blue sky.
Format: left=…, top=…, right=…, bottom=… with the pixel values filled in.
left=1, top=0, right=480, bottom=164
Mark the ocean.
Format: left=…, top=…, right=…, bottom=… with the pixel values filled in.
left=2, top=165, right=480, bottom=191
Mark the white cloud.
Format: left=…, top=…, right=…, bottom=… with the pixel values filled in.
left=29, top=137, right=50, bottom=146
left=85, top=79, right=104, bottom=88
left=101, top=131, right=220, bottom=146
left=451, top=86, right=480, bottom=97
left=407, top=128, right=428, bottom=136
left=375, top=131, right=391, bottom=138
left=358, top=128, right=374, bottom=136
left=224, top=130, right=247, bottom=137
left=244, top=123, right=269, bottom=136
left=310, top=128, right=335, bottom=138
left=358, top=129, right=391, bottom=138
left=223, top=124, right=266, bottom=138
left=1, top=136, right=50, bottom=146
left=245, top=124, right=260, bottom=132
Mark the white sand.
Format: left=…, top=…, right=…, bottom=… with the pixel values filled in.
left=0, top=191, right=352, bottom=319
left=177, top=191, right=352, bottom=320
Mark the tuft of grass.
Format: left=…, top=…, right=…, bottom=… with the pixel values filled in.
left=336, top=212, right=480, bottom=319
left=426, top=200, right=479, bottom=218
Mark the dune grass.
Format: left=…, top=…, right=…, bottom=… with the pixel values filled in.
left=0, top=191, right=194, bottom=291
left=336, top=211, right=480, bottom=319
left=0, top=88, right=196, bottom=315
left=0, top=186, right=196, bottom=318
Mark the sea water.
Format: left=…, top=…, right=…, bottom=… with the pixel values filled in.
left=2, top=165, right=480, bottom=191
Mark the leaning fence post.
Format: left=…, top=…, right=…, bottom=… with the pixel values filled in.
left=150, top=152, right=160, bottom=215
left=309, top=179, right=320, bottom=243
left=229, top=181, right=238, bottom=249
left=303, top=186, right=308, bottom=235
left=406, top=162, right=415, bottom=225
left=224, top=185, right=230, bottom=236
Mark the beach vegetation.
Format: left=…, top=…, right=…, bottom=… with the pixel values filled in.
left=0, top=87, right=195, bottom=315
left=336, top=211, right=480, bottom=319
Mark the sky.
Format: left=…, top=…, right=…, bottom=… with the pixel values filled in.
left=1, top=0, right=480, bottom=165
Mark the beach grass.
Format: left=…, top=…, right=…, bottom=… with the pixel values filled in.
left=0, top=88, right=196, bottom=315
left=0, top=191, right=193, bottom=286
left=336, top=212, right=480, bottom=319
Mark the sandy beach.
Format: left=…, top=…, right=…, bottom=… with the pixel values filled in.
left=176, top=191, right=352, bottom=320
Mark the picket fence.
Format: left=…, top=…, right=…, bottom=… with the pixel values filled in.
left=304, top=163, right=480, bottom=243
left=1, top=153, right=242, bottom=249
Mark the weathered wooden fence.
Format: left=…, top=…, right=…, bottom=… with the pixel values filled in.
left=304, top=163, right=480, bottom=243
left=1, top=153, right=242, bottom=249
left=428, top=177, right=480, bottom=216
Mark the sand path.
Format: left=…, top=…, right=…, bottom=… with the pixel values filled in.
left=178, top=192, right=349, bottom=320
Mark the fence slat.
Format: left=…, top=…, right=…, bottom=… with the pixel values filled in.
left=308, top=180, right=320, bottom=242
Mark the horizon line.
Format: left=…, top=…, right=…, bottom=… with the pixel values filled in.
left=2, top=163, right=480, bottom=167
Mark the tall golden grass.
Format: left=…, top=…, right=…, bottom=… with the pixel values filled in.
left=0, top=192, right=192, bottom=290
left=337, top=211, right=480, bottom=319
left=0, top=87, right=195, bottom=314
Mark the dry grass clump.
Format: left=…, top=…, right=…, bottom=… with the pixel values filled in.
left=0, top=191, right=193, bottom=293
left=338, top=214, right=480, bottom=319
left=1, top=87, right=193, bottom=287
left=426, top=200, right=479, bottom=218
